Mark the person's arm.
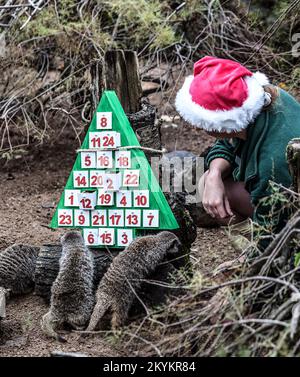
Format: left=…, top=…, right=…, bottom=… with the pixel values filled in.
left=202, top=158, right=234, bottom=219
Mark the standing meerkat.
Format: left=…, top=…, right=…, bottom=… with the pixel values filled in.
left=0, top=244, right=40, bottom=295
left=41, top=231, right=94, bottom=341
left=87, top=231, right=181, bottom=331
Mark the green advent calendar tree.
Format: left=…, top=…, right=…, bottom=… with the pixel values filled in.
left=50, top=91, right=179, bottom=248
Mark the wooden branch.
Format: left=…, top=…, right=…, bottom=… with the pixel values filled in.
left=287, top=139, right=300, bottom=193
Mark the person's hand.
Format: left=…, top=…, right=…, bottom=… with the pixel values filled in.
left=202, top=170, right=233, bottom=219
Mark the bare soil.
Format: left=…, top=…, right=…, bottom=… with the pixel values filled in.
left=0, top=94, right=237, bottom=357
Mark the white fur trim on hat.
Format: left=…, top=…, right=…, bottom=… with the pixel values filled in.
left=175, top=72, right=269, bottom=133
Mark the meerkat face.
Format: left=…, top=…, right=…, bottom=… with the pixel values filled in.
left=157, top=231, right=181, bottom=255
left=60, top=231, right=84, bottom=247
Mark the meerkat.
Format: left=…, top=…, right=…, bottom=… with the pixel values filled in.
left=41, top=231, right=94, bottom=341
left=0, top=244, right=40, bottom=295
left=87, top=231, right=181, bottom=332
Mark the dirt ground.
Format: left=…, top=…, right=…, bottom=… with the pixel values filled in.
left=0, top=96, right=237, bottom=357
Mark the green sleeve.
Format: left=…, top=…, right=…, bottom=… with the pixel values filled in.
left=205, top=139, right=236, bottom=169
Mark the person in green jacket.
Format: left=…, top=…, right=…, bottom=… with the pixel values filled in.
left=175, top=56, right=300, bottom=240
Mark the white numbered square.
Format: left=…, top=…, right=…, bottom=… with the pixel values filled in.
left=78, top=191, right=97, bottom=210
left=133, top=190, right=149, bottom=207
left=97, top=189, right=114, bottom=206
left=91, top=209, right=107, bottom=227
left=58, top=209, right=73, bottom=227
left=143, top=210, right=159, bottom=228
left=96, top=151, right=113, bottom=169
left=115, top=150, right=131, bottom=168
left=81, top=151, right=96, bottom=169
left=116, top=190, right=132, bottom=208
left=96, top=112, right=112, bottom=130
left=98, top=228, right=115, bottom=246
left=104, top=172, right=121, bottom=191
left=89, top=170, right=105, bottom=188
left=89, top=132, right=102, bottom=148
left=114, top=132, right=121, bottom=147
left=101, top=131, right=120, bottom=149
left=64, top=189, right=80, bottom=207
left=74, top=209, right=90, bottom=227
left=117, top=229, right=133, bottom=247
left=125, top=209, right=141, bottom=227
left=83, top=228, right=99, bottom=246
left=108, top=209, right=124, bottom=227
left=73, top=171, right=89, bottom=188
left=122, top=170, right=140, bottom=187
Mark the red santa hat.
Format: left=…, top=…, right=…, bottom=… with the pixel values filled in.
left=175, top=56, right=270, bottom=133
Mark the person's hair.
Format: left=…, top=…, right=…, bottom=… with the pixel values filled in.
left=263, top=84, right=279, bottom=108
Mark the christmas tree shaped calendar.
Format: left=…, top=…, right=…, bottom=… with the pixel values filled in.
left=50, top=90, right=179, bottom=248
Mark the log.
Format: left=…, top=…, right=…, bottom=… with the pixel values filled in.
left=51, top=351, right=89, bottom=357
left=0, top=287, right=6, bottom=319
left=287, top=138, right=300, bottom=193
left=34, top=244, right=118, bottom=302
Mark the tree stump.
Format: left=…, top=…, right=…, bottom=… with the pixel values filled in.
left=287, top=138, right=300, bottom=193
left=90, top=50, right=162, bottom=162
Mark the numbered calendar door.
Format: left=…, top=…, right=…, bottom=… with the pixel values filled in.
left=133, top=190, right=149, bottom=207
left=104, top=172, right=121, bottom=191
left=115, top=151, right=131, bottom=168
left=91, top=209, right=107, bottom=227
left=108, top=210, right=124, bottom=227
left=117, top=229, right=133, bottom=247
left=101, top=131, right=121, bottom=149
left=78, top=191, right=97, bottom=210
left=83, top=229, right=99, bottom=246
left=64, top=190, right=80, bottom=207
left=143, top=210, right=159, bottom=228
left=116, top=190, right=132, bottom=208
left=74, top=210, right=90, bottom=227
left=90, top=170, right=105, bottom=188
left=98, top=228, right=115, bottom=246
left=96, top=151, right=113, bottom=169
left=122, top=170, right=140, bottom=187
left=96, top=112, right=112, bottom=130
left=73, top=171, right=89, bottom=188
left=125, top=209, right=141, bottom=227
left=89, top=132, right=102, bottom=148
left=97, top=189, right=114, bottom=206
left=81, top=151, right=96, bottom=169
left=58, top=209, right=73, bottom=227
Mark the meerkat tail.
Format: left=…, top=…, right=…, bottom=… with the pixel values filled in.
left=87, top=295, right=111, bottom=331
left=41, top=312, right=67, bottom=343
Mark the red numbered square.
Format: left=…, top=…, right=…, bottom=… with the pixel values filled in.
left=64, top=190, right=80, bottom=207
left=117, top=229, right=133, bottom=247
left=143, top=210, right=159, bottom=228
left=122, top=170, right=140, bottom=187
left=133, top=190, right=149, bottom=207
left=83, top=229, right=99, bottom=246
left=81, top=151, right=96, bottom=169
left=108, top=210, right=124, bottom=227
left=115, top=151, right=131, bottom=168
left=97, top=189, right=114, bottom=206
left=58, top=209, right=73, bottom=227
left=116, top=190, right=132, bottom=208
left=74, top=210, right=90, bottom=227
left=89, top=132, right=102, bottom=148
left=73, top=171, right=89, bottom=188
left=104, top=172, right=121, bottom=191
left=90, top=170, right=105, bottom=188
left=98, top=228, right=115, bottom=246
left=78, top=191, right=97, bottom=210
left=96, top=151, right=113, bottom=168
left=101, top=131, right=120, bottom=149
left=96, top=112, right=112, bottom=130
left=125, top=209, right=141, bottom=227
left=91, top=210, right=107, bottom=227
